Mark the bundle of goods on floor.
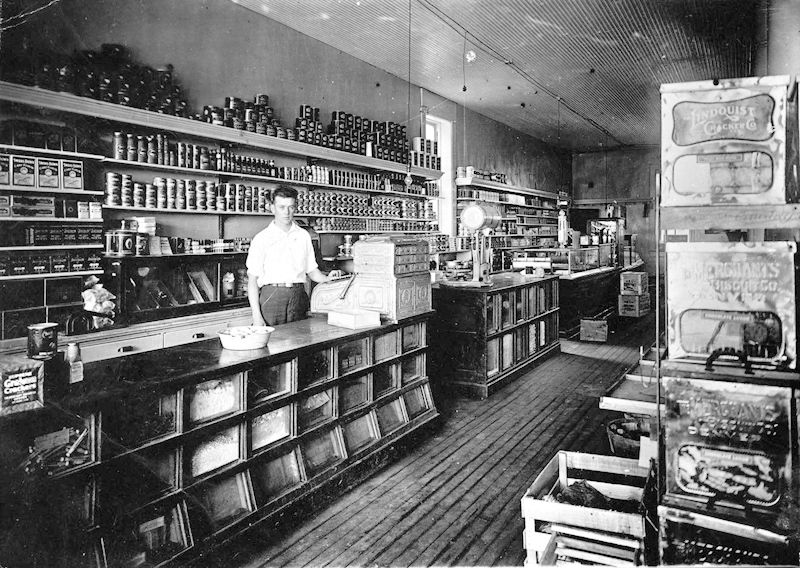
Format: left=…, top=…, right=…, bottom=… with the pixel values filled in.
left=520, top=451, right=658, bottom=566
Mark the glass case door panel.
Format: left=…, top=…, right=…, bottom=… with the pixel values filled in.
left=375, top=398, right=407, bottom=436
left=186, top=374, right=243, bottom=427
left=337, top=338, right=369, bottom=376
left=515, top=288, right=526, bottom=322
left=342, top=413, right=379, bottom=454
left=500, top=292, right=514, bottom=329
left=400, top=354, right=424, bottom=386
left=250, top=449, right=303, bottom=506
left=191, top=472, right=253, bottom=530
left=339, top=374, right=370, bottom=413
left=250, top=405, right=292, bottom=453
left=403, top=385, right=432, bottom=420
left=187, top=425, right=241, bottom=479
left=514, top=327, right=527, bottom=361
left=486, top=294, right=498, bottom=333
left=527, top=285, right=539, bottom=317
left=373, top=331, right=398, bottom=362
left=539, top=320, right=547, bottom=348
left=102, top=391, right=178, bottom=453
left=125, top=259, right=219, bottom=315
left=298, top=389, right=335, bottom=433
left=372, top=363, right=399, bottom=398
left=501, top=333, right=514, bottom=371
left=300, top=427, right=344, bottom=478
left=297, top=347, right=332, bottom=389
left=105, top=501, right=191, bottom=567
left=15, top=411, right=97, bottom=478
left=247, top=361, right=292, bottom=407
left=486, top=338, right=500, bottom=377
left=401, top=322, right=425, bottom=352
left=100, top=448, right=177, bottom=517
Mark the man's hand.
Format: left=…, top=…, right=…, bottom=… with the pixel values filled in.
left=327, top=270, right=346, bottom=281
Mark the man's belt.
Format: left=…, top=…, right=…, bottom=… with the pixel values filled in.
left=263, top=282, right=305, bottom=288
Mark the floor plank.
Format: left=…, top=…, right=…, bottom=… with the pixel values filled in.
left=209, top=311, right=656, bottom=568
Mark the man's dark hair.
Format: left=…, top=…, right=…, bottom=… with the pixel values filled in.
left=273, top=185, right=298, bottom=200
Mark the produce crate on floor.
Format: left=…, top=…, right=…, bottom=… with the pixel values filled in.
left=658, top=505, right=797, bottom=565
left=580, top=318, right=608, bottom=343
left=520, top=451, right=657, bottom=566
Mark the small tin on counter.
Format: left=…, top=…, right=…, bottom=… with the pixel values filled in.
left=27, top=322, right=58, bottom=360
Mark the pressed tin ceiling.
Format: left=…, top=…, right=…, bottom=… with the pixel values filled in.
left=232, top=0, right=759, bottom=152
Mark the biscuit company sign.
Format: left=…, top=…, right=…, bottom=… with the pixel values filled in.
left=672, top=94, right=775, bottom=145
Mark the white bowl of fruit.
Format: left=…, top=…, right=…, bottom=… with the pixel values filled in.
left=218, top=325, right=274, bottom=350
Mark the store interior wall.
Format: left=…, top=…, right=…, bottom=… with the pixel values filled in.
left=2, top=0, right=571, bottom=244
left=572, top=148, right=659, bottom=273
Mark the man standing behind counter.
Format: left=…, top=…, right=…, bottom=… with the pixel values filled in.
left=247, top=185, right=343, bottom=326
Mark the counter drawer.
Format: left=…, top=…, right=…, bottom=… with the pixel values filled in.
left=80, top=334, right=163, bottom=362
left=163, top=323, right=224, bottom=348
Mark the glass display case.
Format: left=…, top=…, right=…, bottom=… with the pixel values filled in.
left=247, top=362, right=292, bottom=407
left=101, top=448, right=177, bottom=516
left=105, top=501, right=191, bottom=567
left=337, top=338, right=368, bottom=376
left=186, top=374, right=243, bottom=427
left=250, top=406, right=292, bottom=452
left=400, top=354, right=424, bottom=385
left=301, top=428, right=344, bottom=477
left=106, top=253, right=247, bottom=325
left=191, top=472, right=253, bottom=530
left=511, top=246, right=613, bottom=274
left=403, top=385, right=433, bottom=421
left=432, top=275, right=560, bottom=399
left=373, top=363, right=399, bottom=397
left=342, top=413, right=380, bottom=454
left=102, top=390, right=178, bottom=452
left=373, top=331, right=399, bottom=362
left=339, top=374, right=370, bottom=413
left=297, top=347, right=332, bottom=389
left=187, top=426, right=240, bottom=479
left=375, top=398, right=407, bottom=435
left=298, top=389, right=334, bottom=433
left=250, top=449, right=303, bottom=506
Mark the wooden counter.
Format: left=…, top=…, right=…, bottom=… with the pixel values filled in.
left=0, top=313, right=439, bottom=568
left=431, top=273, right=560, bottom=399
left=557, top=261, right=645, bottom=336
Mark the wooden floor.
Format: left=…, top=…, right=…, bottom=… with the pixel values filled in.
left=209, top=313, right=656, bottom=568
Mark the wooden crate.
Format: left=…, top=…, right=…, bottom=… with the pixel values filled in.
left=580, top=318, right=608, bottom=342
left=620, top=272, right=648, bottom=296
left=520, top=451, right=656, bottom=566
left=618, top=294, right=649, bottom=318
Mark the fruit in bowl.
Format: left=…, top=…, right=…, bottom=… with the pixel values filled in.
left=218, top=325, right=274, bottom=350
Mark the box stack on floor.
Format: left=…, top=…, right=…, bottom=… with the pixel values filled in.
left=656, top=75, right=800, bottom=565
left=618, top=272, right=649, bottom=319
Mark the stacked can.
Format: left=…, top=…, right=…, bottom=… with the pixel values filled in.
left=216, top=184, right=226, bottom=211
left=132, top=182, right=144, bottom=207
left=154, top=178, right=165, bottom=209
left=121, top=174, right=133, bottom=207
left=196, top=181, right=207, bottom=210
left=207, top=183, right=218, bottom=211
left=186, top=180, right=196, bottom=210
left=105, top=172, right=121, bottom=205
left=166, top=178, right=176, bottom=209
left=176, top=180, right=186, bottom=209
left=145, top=183, right=156, bottom=209
left=126, top=134, right=136, bottom=161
